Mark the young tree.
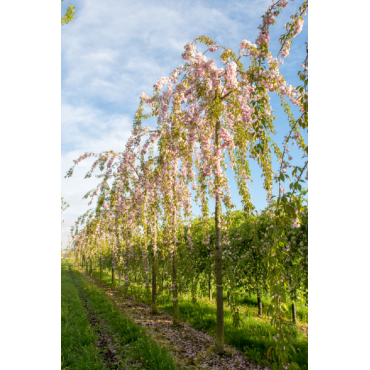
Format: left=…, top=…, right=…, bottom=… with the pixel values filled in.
left=134, top=0, right=307, bottom=359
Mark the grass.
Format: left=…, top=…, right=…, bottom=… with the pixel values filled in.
left=234, top=292, right=308, bottom=323
left=157, top=296, right=308, bottom=368
left=61, top=260, right=103, bottom=370
left=89, top=266, right=308, bottom=369
left=68, top=262, right=182, bottom=370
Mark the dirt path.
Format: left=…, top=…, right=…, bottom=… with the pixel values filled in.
left=79, top=268, right=270, bottom=370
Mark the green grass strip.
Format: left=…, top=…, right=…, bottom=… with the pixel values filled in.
left=61, top=260, right=103, bottom=370
left=70, top=264, right=182, bottom=370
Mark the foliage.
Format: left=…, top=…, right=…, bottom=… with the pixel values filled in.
left=61, top=0, right=75, bottom=26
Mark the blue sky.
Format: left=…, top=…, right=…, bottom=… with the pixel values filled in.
left=61, top=0, right=308, bottom=248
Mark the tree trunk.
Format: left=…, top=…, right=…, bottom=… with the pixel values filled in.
left=152, top=211, right=158, bottom=314
left=209, top=272, right=213, bottom=302
left=214, top=121, right=224, bottom=354
left=178, top=271, right=182, bottom=297
left=172, top=250, right=180, bottom=325
left=112, top=267, right=115, bottom=288
left=292, top=302, right=297, bottom=324
left=172, top=212, right=180, bottom=325
left=145, top=267, right=150, bottom=302
left=191, top=275, right=197, bottom=304
left=89, top=258, right=92, bottom=275
left=227, top=290, right=230, bottom=306
left=100, top=256, right=102, bottom=281
left=257, top=296, right=262, bottom=316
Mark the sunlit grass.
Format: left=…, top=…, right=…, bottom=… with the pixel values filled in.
left=233, top=292, right=308, bottom=324
left=158, top=295, right=308, bottom=368
left=61, top=260, right=103, bottom=369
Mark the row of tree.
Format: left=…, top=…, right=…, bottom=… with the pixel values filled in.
left=66, top=1, right=308, bottom=368
left=73, top=204, right=308, bottom=320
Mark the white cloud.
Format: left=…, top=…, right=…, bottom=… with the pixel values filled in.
left=61, top=0, right=274, bottom=107
left=61, top=103, right=133, bottom=247
left=62, top=103, right=132, bottom=151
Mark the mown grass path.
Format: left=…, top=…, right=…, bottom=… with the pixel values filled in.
left=64, top=261, right=182, bottom=370
left=74, top=264, right=270, bottom=370
left=68, top=268, right=126, bottom=368
left=61, top=260, right=103, bottom=369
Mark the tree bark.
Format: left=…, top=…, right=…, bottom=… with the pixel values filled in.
left=172, top=212, right=180, bottom=326
left=209, top=272, right=213, bottom=302
left=191, top=275, right=197, bottom=304
left=112, top=267, right=115, bottom=288
left=152, top=211, right=158, bottom=314
left=214, top=120, right=224, bottom=354
left=100, top=256, right=102, bottom=281
left=172, top=249, right=180, bottom=324
left=292, top=302, right=297, bottom=324
left=257, top=296, right=262, bottom=316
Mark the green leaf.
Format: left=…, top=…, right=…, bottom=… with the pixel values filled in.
left=290, top=362, right=300, bottom=369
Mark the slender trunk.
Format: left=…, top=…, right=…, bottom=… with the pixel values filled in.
left=145, top=267, right=150, bottom=302
left=257, top=296, right=262, bottom=316
left=100, top=256, right=102, bottom=281
left=124, top=274, right=129, bottom=296
left=257, top=284, right=262, bottom=316
left=172, top=250, right=179, bottom=325
left=214, top=120, right=224, bottom=354
left=89, top=258, right=92, bottom=275
left=191, top=275, right=197, bottom=304
left=112, top=267, right=115, bottom=288
left=292, top=302, right=297, bottom=324
left=152, top=212, right=158, bottom=314
left=209, top=271, right=213, bottom=302
left=178, top=271, right=181, bottom=297
left=172, top=212, right=180, bottom=325
left=227, top=290, right=230, bottom=306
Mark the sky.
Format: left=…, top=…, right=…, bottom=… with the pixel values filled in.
left=61, top=0, right=308, bottom=249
